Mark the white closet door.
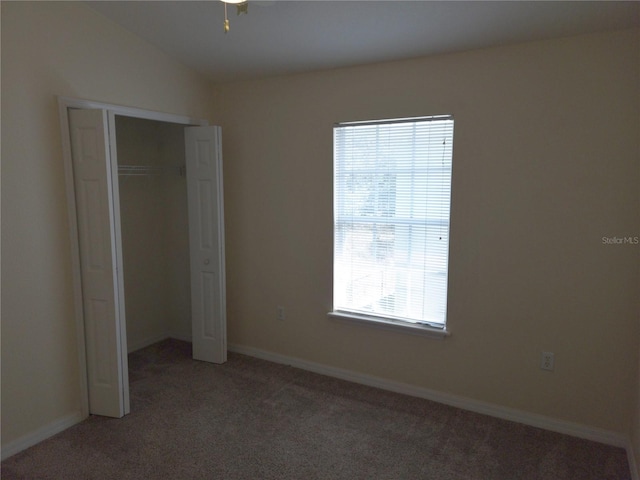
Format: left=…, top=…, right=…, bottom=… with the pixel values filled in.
left=69, top=109, right=129, bottom=417
left=185, top=126, right=227, bottom=364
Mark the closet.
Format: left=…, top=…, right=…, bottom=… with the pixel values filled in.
left=116, top=116, right=191, bottom=352
left=63, top=100, right=226, bottom=420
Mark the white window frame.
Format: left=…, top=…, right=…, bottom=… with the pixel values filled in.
left=328, top=115, right=454, bottom=339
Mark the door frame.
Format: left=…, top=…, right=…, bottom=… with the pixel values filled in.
left=58, top=96, right=209, bottom=418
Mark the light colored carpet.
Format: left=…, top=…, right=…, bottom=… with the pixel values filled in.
left=2, top=339, right=631, bottom=479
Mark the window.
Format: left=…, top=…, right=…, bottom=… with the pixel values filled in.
left=331, top=115, right=454, bottom=334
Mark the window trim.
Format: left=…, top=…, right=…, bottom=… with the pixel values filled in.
left=327, top=310, right=450, bottom=339
left=331, top=114, right=454, bottom=333
left=334, top=114, right=452, bottom=128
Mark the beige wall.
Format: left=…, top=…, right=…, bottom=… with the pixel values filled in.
left=1, top=1, right=213, bottom=447
left=159, top=123, right=193, bottom=342
left=217, top=29, right=639, bottom=435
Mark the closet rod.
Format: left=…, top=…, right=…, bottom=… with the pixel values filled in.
left=118, top=165, right=186, bottom=177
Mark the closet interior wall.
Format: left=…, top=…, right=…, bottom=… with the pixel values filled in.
left=115, top=116, right=191, bottom=352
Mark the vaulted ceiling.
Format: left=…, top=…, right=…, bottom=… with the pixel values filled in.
left=89, top=1, right=640, bottom=83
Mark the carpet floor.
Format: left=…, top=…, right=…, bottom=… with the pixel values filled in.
left=1, top=338, right=631, bottom=479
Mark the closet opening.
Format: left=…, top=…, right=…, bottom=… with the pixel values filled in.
left=59, top=97, right=227, bottom=420
left=115, top=116, right=192, bottom=354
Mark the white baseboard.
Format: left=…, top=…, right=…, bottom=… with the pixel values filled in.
left=168, top=333, right=192, bottom=343
left=128, top=333, right=194, bottom=353
left=228, top=343, right=629, bottom=450
left=127, top=332, right=173, bottom=353
left=1, top=411, right=85, bottom=461
left=129, top=330, right=197, bottom=353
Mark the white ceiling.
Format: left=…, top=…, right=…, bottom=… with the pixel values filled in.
left=88, top=1, right=640, bottom=83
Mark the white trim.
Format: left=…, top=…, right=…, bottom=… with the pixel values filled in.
left=328, top=311, right=450, bottom=339
left=168, top=333, right=193, bottom=344
left=126, top=334, right=195, bottom=353
left=127, top=333, right=173, bottom=353
left=57, top=96, right=209, bottom=419
left=57, top=96, right=208, bottom=127
left=228, top=343, right=629, bottom=449
left=127, top=334, right=194, bottom=353
left=0, top=411, right=85, bottom=461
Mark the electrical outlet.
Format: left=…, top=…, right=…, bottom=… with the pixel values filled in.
left=541, top=351, right=554, bottom=371
left=277, top=306, right=285, bottom=321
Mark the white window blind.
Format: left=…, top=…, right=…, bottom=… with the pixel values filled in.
left=333, top=115, right=454, bottom=328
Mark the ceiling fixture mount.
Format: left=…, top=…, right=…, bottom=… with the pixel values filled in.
left=221, top=0, right=248, bottom=33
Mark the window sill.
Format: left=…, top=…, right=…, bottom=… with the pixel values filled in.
left=327, top=311, right=450, bottom=339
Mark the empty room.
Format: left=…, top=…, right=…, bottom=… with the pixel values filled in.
left=1, top=1, right=639, bottom=478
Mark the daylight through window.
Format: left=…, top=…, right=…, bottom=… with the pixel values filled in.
left=332, top=115, right=454, bottom=329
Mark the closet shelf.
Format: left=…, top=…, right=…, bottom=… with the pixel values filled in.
left=118, top=165, right=185, bottom=177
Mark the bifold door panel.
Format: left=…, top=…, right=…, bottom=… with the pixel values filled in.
left=185, top=126, right=227, bottom=364
left=68, top=109, right=129, bottom=418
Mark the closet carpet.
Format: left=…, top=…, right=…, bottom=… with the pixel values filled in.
left=1, top=339, right=631, bottom=479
